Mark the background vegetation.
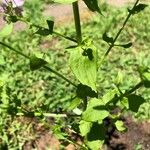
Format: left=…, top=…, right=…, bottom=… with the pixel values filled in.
left=0, top=0, right=150, bottom=149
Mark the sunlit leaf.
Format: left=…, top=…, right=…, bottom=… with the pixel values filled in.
left=79, top=120, right=92, bottom=136
left=82, top=98, right=109, bottom=122
left=115, top=120, right=126, bottom=132
left=68, top=97, right=81, bottom=110
left=69, top=39, right=97, bottom=91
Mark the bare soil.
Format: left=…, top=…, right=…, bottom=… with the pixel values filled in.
left=21, top=116, right=150, bottom=150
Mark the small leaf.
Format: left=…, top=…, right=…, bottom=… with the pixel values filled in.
left=46, top=20, right=54, bottom=34
left=79, top=120, right=92, bottom=136
left=0, top=23, right=13, bottom=37
left=86, top=140, right=103, bottom=150
left=118, top=42, right=132, bottom=48
left=53, top=0, right=77, bottom=4
left=83, top=0, right=102, bottom=14
left=120, top=97, right=129, bottom=109
left=30, top=56, right=47, bottom=71
left=127, top=94, right=145, bottom=112
left=35, top=27, right=51, bottom=36
left=86, top=123, right=105, bottom=150
left=102, top=89, right=117, bottom=105
left=129, top=4, right=148, bottom=15
left=115, top=120, right=126, bottom=132
left=68, top=97, right=81, bottom=111
left=82, top=98, right=109, bottom=122
left=102, top=32, right=113, bottom=44
left=69, top=39, right=97, bottom=91
left=76, top=84, right=98, bottom=99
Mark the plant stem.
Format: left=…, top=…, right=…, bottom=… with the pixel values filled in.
left=72, top=1, right=82, bottom=44
left=18, top=18, right=77, bottom=43
left=0, top=41, right=76, bottom=87
left=102, top=0, right=140, bottom=60
left=0, top=41, right=29, bottom=59
left=123, top=81, right=144, bottom=96
left=44, top=66, right=77, bottom=87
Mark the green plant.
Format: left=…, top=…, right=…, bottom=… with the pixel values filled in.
left=0, top=0, right=149, bottom=149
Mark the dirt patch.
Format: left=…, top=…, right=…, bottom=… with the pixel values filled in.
left=20, top=115, right=150, bottom=150
left=107, top=117, right=150, bottom=150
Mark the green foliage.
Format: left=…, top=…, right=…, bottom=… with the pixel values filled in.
left=69, top=39, right=97, bottom=91
left=0, top=0, right=150, bottom=149
left=83, top=0, right=102, bottom=14
left=30, top=56, right=47, bottom=71
left=82, top=98, right=109, bottom=122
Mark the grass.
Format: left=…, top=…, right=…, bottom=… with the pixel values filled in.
left=0, top=1, right=150, bottom=149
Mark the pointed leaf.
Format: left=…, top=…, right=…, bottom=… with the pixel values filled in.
left=129, top=4, right=148, bottom=15
left=30, top=56, right=47, bottom=71
left=127, top=94, right=145, bottom=112
left=35, top=27, right=51, bottom=36
left=82, top=98, right=109, bottom=122
left=69, top=40, right=97, bottom=91
left=119, top=42, right=132, bottom=48
left=83, top=0, right=102, bottom=14
left=76, top=84, right=98, bottom=99
left=0, top=23, right=13, bottom=37
left=102, top=32, right=113, bottom=44
left=79, top=120, right=92, bottom=136
left=68, top=97, right=81, bottom=111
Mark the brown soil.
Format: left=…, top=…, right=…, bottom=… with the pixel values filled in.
left=107, top=117, right=150, bottom=150
left=21, top=116, right=150, bottom=150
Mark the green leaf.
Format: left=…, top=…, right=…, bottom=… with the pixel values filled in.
left=68, top=97, right=81, bottom=111
left=129, top=4, right=148, bottom=15
left=35, top=27, right=51, bottom=36
left=69, top=39, right=97, bottom=91
left=120, top=97, right=129, bottom=109
left=83, top=0, right=102, bottom=14
left=138, top=67, right=150, bottom=88
left=86, top=140, right=103, bottom=150
left=102, top=89, right=117, bottom=105
left=102, top=32, right=113, bottom=44
left=118, top=42, right=132, bottom=48
left=53, top=0, right=77, bottom=4
left=0, top=23, right=13, bottom=37
left=127, top=94, right=145, bottom=112
left=46, top=20, right=54, bottom=34
left=30, top=56, right=47, bottom=71
left=79, top=120, right=92, bottom=136
left=115, top=120, right=126, bottom=132
left=76, top=84, right=98, bottom=99
left=86, top=123, right=105, bottom=150
left=82, top=98, right=109, bottom=122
